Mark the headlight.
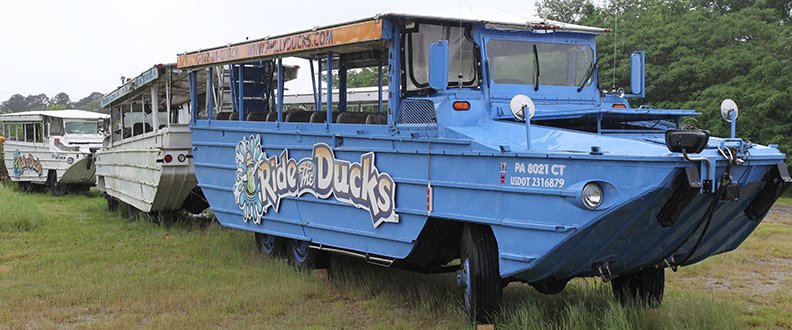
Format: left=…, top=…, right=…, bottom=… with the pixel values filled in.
left=582, top=182, right=603, bottom=210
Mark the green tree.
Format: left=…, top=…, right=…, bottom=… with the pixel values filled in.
left=538, top=0, right=792, bottom=163
left=536, top=0, right=596, bottom=23
left=24, top=94, right=49, bottom=110
left=0, top=94, right=28, bottom=113
left=73, top=92, right=104, bottom=112
left=49, top=92, right=72, bottom=108
left=323, top=67, right=390, bottom=89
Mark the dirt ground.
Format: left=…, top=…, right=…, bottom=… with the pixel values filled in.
left=764, top=204, right=792, bottom=226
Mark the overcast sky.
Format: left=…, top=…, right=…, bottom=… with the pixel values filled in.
left=0, top=0, right=537, bottom=103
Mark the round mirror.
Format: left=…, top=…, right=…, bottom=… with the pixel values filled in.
left=720, top=99, right=738, bottom=122
left=510, top=95, right=536, bottom=121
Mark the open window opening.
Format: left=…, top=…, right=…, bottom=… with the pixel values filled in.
left=208, top=47, right=390, bottom=125
left=106, top=65, right=194, bottom=143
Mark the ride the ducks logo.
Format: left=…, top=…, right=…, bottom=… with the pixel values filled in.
left=12, top=150, right=43, bottom=177
left=233, top=135, right=398, bottom=227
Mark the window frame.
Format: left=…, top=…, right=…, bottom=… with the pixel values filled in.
left=400, top=21, right=482, bottom=96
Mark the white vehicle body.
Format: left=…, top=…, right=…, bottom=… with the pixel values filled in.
left=95, top=64, right=202, bottom=213
left=1, top=110, right=108, bottom=188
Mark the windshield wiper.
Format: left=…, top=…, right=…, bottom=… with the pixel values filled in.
left=577, top=59, right=597, bottom=92
left=532, top=44, right=540, bottom=91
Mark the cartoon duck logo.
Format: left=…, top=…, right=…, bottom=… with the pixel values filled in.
left=233, top=135, right=266, bottom=223
left=12, top=150, right=43, bottom=177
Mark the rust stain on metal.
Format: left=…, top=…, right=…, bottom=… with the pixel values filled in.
left=177, top=20, right=383, bottom=68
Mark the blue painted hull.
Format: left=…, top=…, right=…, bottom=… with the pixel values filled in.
left=192, top=119, right=784, bottom=282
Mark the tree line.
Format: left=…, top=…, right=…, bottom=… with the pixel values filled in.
left=538, top=0, right=792, bottom=162
left=0, top=92, right=104, bottom=113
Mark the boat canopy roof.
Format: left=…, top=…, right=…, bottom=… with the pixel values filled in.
left=100, top=64, right=173, bottom=108
left=102, top=63, right=299, bottom=108
left=0, top=109, right=108, bottom=122
left=177, top=11, right=608, bottom=69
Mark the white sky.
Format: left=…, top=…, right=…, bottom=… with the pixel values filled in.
left=0, top=0, right=537, bottom=103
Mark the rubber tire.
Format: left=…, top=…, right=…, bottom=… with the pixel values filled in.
left=531, top=278, right=569, bottom=295
left=106, top=194, right=119, bottom=211
left=611, top=267, right=665, bottom=308
left=286, top=239, right=329, bottom=270
left=125, top=203, right=140, bottom=220
left=48, top=172, right=67, bottom=196
left=255, top=233, right=285, bottom=256
left=460, top=224, right=502, bottom=324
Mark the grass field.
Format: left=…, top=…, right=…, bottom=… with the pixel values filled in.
left=0, top=183, right=790, bottom=328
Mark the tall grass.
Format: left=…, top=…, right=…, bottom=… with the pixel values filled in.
left=329, top=256, right=741, bottom=329
left=0, top=183, right=45, bottom=232
left=0, top=185, right=787, bottom=328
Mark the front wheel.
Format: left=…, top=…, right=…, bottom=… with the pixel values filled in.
left=255, top=233, right=285, bottom=256
left=458, top=224, right=502, bottom=324
left=611, top=267, right=665, bottom=307
left=48, top=172, right=67, bottom=196
left=17, top=181, right=31, bottom=193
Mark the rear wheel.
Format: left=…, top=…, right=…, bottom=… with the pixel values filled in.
left=125, top=203, right=140, bottom=219
left=105, top=193, right=119, bottom=211
left=458, top=224, right=502, bottom=324
left=611, top=267, right=665, bottom=307
left=255, top=233, right=285, bottom=256
left=286, top=239, right=329, bottom=270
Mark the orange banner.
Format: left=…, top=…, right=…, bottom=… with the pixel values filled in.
left=177, top=20, right=383, bottom=68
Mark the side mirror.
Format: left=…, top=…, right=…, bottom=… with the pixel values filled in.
left=665, top=129, right=710, bottom=154
left=428, top=40, right=449, bottom=91
left=627, top=51, right=645, bottom=98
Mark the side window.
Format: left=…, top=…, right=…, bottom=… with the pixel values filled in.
left=403, top=23, right=479, bottom=93
left=49, top=118, right=64, bottom=136
left=24, top=123, right=35, bottom=142
left=111, top=106, right=123, bottom=142
left=36, top=123, right=44, bottom=142
left=6, top=124, right=16, bottom=141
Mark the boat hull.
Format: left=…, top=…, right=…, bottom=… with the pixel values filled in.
left=192, top=120, right=785, bottom=280
left=95, top=125, right=196, bottom=213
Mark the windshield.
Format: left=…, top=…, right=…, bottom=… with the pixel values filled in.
left=487, top=40, right=594, bottom=87
left=64, top=121, right=99, bottom=134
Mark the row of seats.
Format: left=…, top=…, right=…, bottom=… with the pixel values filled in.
left=214, top=110, right=387, bottom=125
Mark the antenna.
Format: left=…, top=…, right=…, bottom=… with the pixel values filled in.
left=458, top=0, right=464, bottom=89
left=612, top=9, right=618, bottom=90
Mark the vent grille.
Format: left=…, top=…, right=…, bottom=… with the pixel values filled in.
left=397, top=99, right=436, bottom=124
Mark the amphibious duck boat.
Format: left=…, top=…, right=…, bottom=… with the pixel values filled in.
left=176, top=12, right=789, bottom=322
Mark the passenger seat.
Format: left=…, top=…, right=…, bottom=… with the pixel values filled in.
left=336, top=112, right=370, bottom=124
left=246, top=112, right=269, bottom=122
left=365, top=113, right=387, bottom=125
left=215, top=112, right=233, bottom=120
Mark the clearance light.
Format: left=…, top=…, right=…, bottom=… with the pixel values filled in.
left=164, top=154, right=173, bottom=163
left=612, top=104, right=627, bottom=109
left=453, top=101, right=470, bottom=111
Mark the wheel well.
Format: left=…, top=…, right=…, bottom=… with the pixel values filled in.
left=401, top=218, right=497, bottom=272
